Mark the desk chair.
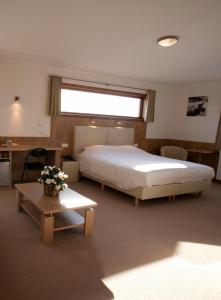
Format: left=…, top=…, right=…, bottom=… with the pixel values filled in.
left=21, top=148, right=48, bottom=183
left=160, top=146, right=188, bottom=161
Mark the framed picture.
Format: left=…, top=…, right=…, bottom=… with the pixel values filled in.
left=187, top=96, right=208, bottom=116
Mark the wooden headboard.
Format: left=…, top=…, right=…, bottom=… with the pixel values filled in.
left=73, top=126, right=135, bottom=156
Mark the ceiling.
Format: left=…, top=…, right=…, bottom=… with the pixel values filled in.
left=0, top=0, right=221, bottom=84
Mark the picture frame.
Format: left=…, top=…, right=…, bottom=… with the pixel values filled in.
left=187, top=96, right=208, bottom=116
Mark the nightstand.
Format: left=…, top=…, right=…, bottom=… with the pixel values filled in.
left=62, top=160, right=79, bottom=183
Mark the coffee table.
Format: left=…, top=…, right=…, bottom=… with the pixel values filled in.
left=15, top=182, right=97, bottom=244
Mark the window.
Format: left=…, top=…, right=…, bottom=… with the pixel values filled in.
left=61, top=84, right=145, bottom=119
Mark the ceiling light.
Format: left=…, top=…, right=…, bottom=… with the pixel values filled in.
left=157, top=36, right=179, bottom=47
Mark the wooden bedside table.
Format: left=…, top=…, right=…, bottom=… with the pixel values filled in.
left=62, top=160, right=79, bottom=182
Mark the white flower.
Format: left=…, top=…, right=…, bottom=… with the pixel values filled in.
left=39, top=166, right=67, bottom=189
left=63, top=183, right=68, bottom=189
left=58, top=172, right=64, bottom=179
left=46, top=178, right=52, bottom=185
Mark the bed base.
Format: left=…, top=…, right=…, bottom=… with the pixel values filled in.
left=80, top=172, right=212, bottom=206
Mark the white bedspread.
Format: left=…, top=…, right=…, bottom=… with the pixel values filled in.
left=78, top=145, right=214, bottom=190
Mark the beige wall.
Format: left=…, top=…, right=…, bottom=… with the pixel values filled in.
left=172, top=81, right=221, bottom=143
left=2, top=56, right=219, bottom=143
left=145, top=86, right=179, bottom=139
left=147, top=81, right=221, bottom=143
left=0, top=57, right=175, bottom=139
left=0, top=58, right=51, bottom=137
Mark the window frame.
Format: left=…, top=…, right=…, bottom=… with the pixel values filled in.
left=61, top=83, right=145, bottom=121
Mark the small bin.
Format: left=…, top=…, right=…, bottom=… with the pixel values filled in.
left=0, top=159, right=10, bottom=186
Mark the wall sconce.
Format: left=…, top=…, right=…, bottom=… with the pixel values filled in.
left=115, top=121, right=123, bottom=128
left=88, top=119, right=97, bottom=127
left=14, top=96, right=21, bottom=102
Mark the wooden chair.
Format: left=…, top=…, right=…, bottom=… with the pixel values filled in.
left=160, top=146, right=188, bottom=161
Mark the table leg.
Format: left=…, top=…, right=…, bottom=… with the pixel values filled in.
left=198, top=153, right=203, bottom=163
left=16, top=190, right=24, bottom=212
left=55, top=150, right=61, bottom=168
left=84, top=208, right=94, bottom=236
left=135, top=198, right=139, bottom=206
left=41, top=214, right=54, bottom=244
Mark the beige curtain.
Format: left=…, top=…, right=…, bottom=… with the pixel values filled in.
left=215, top=113, right=221, bottom=150
left=142, top=90, right=156, bottom=122
left=48, top=75, right=62, bottom=117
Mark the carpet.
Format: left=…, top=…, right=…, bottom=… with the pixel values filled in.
left=0, top=178, right=221, bottom=300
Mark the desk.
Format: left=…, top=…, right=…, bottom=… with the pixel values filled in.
left=0, top=145, right=62, bottom=187
left=187, top=149, right=217, bottom=163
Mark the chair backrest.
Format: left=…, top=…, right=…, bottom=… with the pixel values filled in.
left=160, top=146, right=188, bottom=161
left=29, top=148, right=48, bottom=158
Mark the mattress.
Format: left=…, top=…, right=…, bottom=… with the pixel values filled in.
left=78, top=145, right=214, bottom=190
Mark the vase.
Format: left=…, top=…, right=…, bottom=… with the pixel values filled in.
left=44, top=184, right=58, bottom=197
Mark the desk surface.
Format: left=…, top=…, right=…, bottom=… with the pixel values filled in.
left=0, top=145, right=62, bottom=152
left=187, top=148, right=216, bottom=154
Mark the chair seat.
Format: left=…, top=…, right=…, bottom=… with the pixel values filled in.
left=24, top=162, right=45, bottom=170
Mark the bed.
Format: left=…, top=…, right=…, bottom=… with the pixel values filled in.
left=73, top=126, right=214, bottom=206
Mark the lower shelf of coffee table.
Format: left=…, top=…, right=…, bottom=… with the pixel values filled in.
left=21, top=200, right=85, bottom=232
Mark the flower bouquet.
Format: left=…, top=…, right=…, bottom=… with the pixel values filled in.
left=38, top=166, right=68, bottom=197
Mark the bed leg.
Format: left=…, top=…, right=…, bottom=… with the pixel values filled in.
left=169, top=195, right=176, bottom=200
left=168, top=195, right=171, bottom=200
left=101, top=183, right=105, bottom=192
left=135, top=198, right=139, bottom=206
left=172, top=195, right=176, bottom=200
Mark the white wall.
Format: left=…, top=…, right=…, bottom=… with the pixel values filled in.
left=0, top=58, right=51, bottom=137
left=145, top=86, right=179, bottom=139
left=0, top=57, right=174, bottom=138
left=2, top=56, right=218, bottom=143
left=171, top=82, right=221, bottom=143
left=146, top=81, right=221, bottom=143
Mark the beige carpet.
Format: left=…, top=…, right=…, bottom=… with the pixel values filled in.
left=0, top=179, right=221, bottom=300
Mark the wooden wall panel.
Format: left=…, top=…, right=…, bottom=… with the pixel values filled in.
left=0, top=115, right=219, bottom=176
left=51, top=116, right=146, bottom=156
left=140, top=138, right=170, bottom=155
left=0, top=115, right=146, bottom=157
left=141, top=138, right=219, bottom=172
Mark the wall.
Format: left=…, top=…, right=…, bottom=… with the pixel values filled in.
left=0, top=58, right=51, bottom=137
left=145, top=86, right=179, bottom=139
left=146, top=81, right=221, bottom=143
left=171, top=81, right=221, bottom=143
left=0, top=56, right=175, bottom=141
left=0, top=57, right=220, bottom=179
left=143, top=81, right=221, bottom=170
left=1, top=57, right=219, bottom=151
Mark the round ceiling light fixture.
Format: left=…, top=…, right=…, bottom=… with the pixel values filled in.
left=157, top=36, right=179, bottom=47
